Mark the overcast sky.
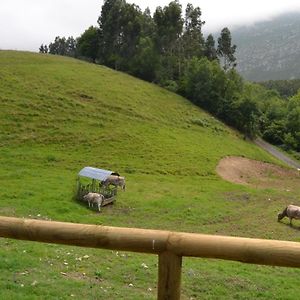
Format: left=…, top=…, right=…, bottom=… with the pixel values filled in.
left=1, top=0, right=300, bottom=52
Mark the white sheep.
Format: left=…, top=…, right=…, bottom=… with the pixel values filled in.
left=83, top=192, right=105, bottom=212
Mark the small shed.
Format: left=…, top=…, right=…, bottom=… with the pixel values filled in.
left=76, top=166, right=119, bottom=206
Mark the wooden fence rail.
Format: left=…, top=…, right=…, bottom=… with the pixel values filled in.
left=1, top=216, right=300, bottom=299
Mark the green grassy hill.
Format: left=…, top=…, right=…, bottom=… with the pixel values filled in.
left=0, top=51, right=299, bottom=299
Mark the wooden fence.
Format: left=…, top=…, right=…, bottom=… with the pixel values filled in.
left=1, top=216, right=300, bottom=299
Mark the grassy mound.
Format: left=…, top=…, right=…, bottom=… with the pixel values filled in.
left=0, top=51, right=299, bottom=299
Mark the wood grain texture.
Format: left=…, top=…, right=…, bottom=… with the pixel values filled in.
left=158, top=252, right=182, bottom=300
left=1, top=216, right=300, bottom=268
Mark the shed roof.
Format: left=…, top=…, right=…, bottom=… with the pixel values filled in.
left=78, top=167, right=116, bottom=181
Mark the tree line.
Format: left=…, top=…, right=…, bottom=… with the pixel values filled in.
left=259, top=79, right=300, bottom=99
left=40, top=0, right=300, bottom=156
left=246, top=84, right=300, bottom=156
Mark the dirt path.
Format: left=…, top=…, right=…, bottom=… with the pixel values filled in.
left=254, top=138, right=300, bottom=169
left=216, top=156, right=300, bottom=190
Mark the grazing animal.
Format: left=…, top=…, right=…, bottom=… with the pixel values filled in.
left=278, top=205, right=300, bottom=226
left=83, top=192, right=105, bottom=212
left=103, top=175, right=125, bottom=190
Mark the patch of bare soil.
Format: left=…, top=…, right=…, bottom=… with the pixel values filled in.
left=216, top=156, right=300, bottom=190
left=61, top=271, right=103, bottom=284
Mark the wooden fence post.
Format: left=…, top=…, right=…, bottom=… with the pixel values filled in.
left=158, top=251, right=182, bottom=300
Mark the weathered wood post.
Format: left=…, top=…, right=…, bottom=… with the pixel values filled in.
left=158, top=251, right=182, bottom=300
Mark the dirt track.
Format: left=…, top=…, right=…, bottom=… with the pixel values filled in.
left=216, top=156, right=300, bottom=190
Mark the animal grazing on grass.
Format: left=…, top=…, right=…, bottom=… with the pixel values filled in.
left=103, top=175, right=125, bottom=190
left=83, top=192, right=105, bottom=212
left=278, top=205, right=300, bottom=226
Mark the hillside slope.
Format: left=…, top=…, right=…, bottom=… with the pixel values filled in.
left=1, top=51, right=274, bottom=183
left=0, top=51, right=300, bottom=299
left=233, top=12, right=300, bottom=81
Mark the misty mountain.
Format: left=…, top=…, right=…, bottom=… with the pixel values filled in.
left=232, top=12, right=300, bottom=82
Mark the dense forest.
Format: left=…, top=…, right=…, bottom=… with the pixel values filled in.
left=39, top=0, right=300, bottom=156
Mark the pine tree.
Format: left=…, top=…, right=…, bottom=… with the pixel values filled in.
left=204, top=34, right=217, bottom=61
left=217, top=27, right=237, bottom=71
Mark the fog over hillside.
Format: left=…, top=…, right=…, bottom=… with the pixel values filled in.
left=232, top=12, right=300, bottom=81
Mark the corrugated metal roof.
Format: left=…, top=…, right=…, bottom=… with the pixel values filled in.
left=78, top=167, right=114, bottom=181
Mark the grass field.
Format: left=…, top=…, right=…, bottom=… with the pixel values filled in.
left=0, top=50, right=300, bottom=299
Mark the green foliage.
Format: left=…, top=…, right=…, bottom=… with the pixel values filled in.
left=77, top=26, right=99, bottom=63
left=259, top=79, right=300, bottom=98
left=242, top=82, right=300, bottom=153
left=131, top=37, right=158, bottom=81
left=98, top=0, right=144, bottom=70
left=182, top=3, right=205, bottom=59
left=153, top=1, right=183, bottom=53
left=286, top=93, right=300, bottom=151
left=153, top=1, right=184, bottom=82
left=204, top=34, right=217, bottom=61
left=217, top=27, right=237, bottom=71
left=48, top=36, right=77, bottom=57
left=181, top=57, right=256, bottom=135
left=235, top=97, right=260, bottom=138
left=98, top=0, right=125, bottom=68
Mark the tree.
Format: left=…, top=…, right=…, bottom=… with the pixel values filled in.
left=153, top=1, right=183, bottom=54
left=140, top=7, right=155, bottom=38
left=182, top=57, right=227, bottom=113
left=39, top=44, right=48, bottom=54
left=259, top=79, right=300, bottom=98
left=217, top=27, right=237, bottom=71
left=262, top=120, right=286, bottom=145
left=47, top=36, right=76, bottom=57
left=98, top=0, right=143, bottom=71
left=66, top=36, right=77, bottom=57
left=117, top=3, right=143, bottom=71
left=131, top=37, right=158, bottom=81
left=182, top=3, right=205, bottom=59
left=204, top=34, right=217, bottom=61
left=285, top=94, right=300, bottom=150
left=153, top=1, right=183, bottom=83
left=77, top=27, right=99, bottom=62
left=48, top=36, right=67, bottom=55
left=236, top=97, right=261, bottom=138
left=39, top=44, right=45, bottom=53
left=98, top=0, right=124, bottom=68
left=48, top=39, right=58, bottom=54
left=287, top=95, right=300, bottom=135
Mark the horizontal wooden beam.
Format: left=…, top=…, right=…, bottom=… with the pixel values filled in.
left=0, top=216, right=300, bottom=268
